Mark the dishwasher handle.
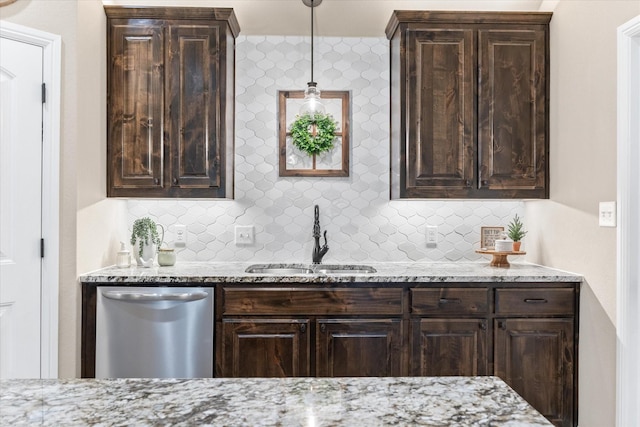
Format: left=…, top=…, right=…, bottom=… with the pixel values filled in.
left=101, top=290, right=209, bottom=302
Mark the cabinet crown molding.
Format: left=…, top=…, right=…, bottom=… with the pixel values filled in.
left=386, top=11, right=552, bottom=39
left=104, top=6, right=241, bottom=38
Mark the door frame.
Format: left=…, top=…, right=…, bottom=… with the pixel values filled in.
left=616, top=14, right=640, bottom=427
left=0, top=21, right=61, bottom=379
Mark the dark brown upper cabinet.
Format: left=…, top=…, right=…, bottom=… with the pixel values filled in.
left=106, top=7, right=239, bottom=198
left=386, top=11, right=551, bottom=199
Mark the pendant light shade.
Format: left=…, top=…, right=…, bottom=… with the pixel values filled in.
left=300, top=82, right=325, bottom=116
left=300, top=0, right=324, bottom=117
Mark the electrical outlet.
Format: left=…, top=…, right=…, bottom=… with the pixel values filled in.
left=598, top=201, right=616, bottom=227
left=426, top=225, right=438, bottom=246
left=174, top=224, right=187, bottom=247
left=235, top=225, right=255, bottom=246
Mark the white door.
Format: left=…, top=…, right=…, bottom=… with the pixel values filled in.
left=0, top=37, right=44, bottom=378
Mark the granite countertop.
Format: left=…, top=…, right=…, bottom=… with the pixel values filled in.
left=79, top=261, right=582, bottom=284
left=1, top=376, right=551, bottom=426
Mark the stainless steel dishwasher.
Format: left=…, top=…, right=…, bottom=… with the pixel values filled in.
left=95, top=286, right=214, bottom=378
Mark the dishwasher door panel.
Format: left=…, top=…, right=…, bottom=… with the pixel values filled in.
left=95, top=287, right=214, bottom=379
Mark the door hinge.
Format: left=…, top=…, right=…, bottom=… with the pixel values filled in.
left=42, top=83, right=46, bottom=104
left=41, top=239, right=45, bottom=258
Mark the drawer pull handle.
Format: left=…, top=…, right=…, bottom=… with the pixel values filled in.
left=439, top=298, right=462, bottom=304
left=300, top=324, right=306, bottom=333
left=320, top=324, right=326, bottom=333
left=524, top=298, right=548, bottom=304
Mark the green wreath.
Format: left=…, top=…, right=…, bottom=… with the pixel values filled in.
left=290, top=113, right=338, bottom=156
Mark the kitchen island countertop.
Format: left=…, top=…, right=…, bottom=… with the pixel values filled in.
left=1, top=376, right=551, bottom=426
left=79, top=261, right=582, bottom=284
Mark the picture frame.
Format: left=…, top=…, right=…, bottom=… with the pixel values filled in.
left=277, top=90, right=350, bottom=177
left=480, top=226, right=505, bottom=249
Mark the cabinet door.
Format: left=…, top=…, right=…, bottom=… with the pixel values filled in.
left=108, top=23, right=164, bottom=194
left=495, top=318, right=574, bottom=427
left=221, top=318, right=310, bottom=377
left=412, top=318, right=488, bottom=376
left=167, top=24, right=223, bottom=195
left=478, top=29, right=548, bottom=198
left=316, top=319, right=402, bottom=377
left=404, top=29, right=475, bottom=197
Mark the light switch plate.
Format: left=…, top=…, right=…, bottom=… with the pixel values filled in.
left=235, top=225, right=255, bottom=246
left=598, top=201, right=617, bottom=227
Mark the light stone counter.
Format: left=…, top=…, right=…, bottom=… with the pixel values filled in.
left=1, top=376, right=551, bottom=426
left=79, top=261, right=582, bottom=284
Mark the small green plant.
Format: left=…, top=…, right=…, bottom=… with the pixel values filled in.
left=130, top=217, right=162, bottom=258
left=290, top=113, right=337, bottom=156
left=507, top=214, right=527, bottom=242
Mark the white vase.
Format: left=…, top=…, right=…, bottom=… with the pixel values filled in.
left=134, top=237, right=157, bottom=268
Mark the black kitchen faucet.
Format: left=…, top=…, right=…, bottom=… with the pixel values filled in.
left=312, top=205, right=329, bottom=264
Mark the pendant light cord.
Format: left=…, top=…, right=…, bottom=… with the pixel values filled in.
left=310, top=0, right=315, bottom=84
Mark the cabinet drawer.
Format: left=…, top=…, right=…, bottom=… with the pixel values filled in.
left=411, top=288, right=489, bottom=315
left=495, top=288, right=575, bottom=316
left=223, top=288, right=403, bottom=316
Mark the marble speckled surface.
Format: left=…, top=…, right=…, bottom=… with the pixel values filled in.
left=79, top=261, right=582, bottom=284
left=1, top=376, right=551, bottom=426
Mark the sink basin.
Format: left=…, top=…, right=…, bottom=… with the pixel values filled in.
left=315, top=265, right=377, bottom=275
left=245, top=264, right=377, bottom=275
left=245, top=265, right=314, bottom=275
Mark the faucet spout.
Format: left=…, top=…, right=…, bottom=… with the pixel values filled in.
left=312, top=205, right=329, bottom=264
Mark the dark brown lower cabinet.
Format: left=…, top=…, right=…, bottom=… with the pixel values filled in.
left=221, top=318, right=310, bottom=377
left=316, top=319, right=402, bottom=377
left=494, top=318, right=574, bottom=427
left=412, top=318, right=488, bottom=376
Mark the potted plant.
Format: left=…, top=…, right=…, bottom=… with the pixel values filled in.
left=289, top=113, right=338, bottom=156
left=130, top=217, right=164, bottom=267
left=507, top=214, right=527, bottom=252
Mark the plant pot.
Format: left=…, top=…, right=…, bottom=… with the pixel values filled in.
left=134, top=237, right=157, bottom=267
left=512, top=241, right=522, bottom=252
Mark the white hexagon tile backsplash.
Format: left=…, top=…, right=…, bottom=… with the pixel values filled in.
left=127, top=36, right=524, bottom=263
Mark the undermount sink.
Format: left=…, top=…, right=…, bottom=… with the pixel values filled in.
left=244, top=266, right=314, bottom=275
left=314, top=265, right=377, bottom=275
left=245, top=264, right=377, bottom=275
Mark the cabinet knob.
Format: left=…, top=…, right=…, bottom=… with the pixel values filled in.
left=498, top=321, right=506, bottom=330
left=173, top=178, right=179, bottom=185
left=481, top=180, right=489, bottom=186
left=154, top=178, right=160, bottom=185
left=479, top=321, right=487, bottom=330
left=320, top=324, right=326, bottom=333
left=465, top=180, right=471, bottom=187
left=300, top=323, right=306, bottom=333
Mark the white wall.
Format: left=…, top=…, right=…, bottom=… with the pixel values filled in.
left=104, top=0, right=545, bottom=36
left=525, top=1, right=640, bottom=426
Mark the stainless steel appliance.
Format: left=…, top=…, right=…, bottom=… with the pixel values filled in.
left=95, top=286, right=214, bottom=378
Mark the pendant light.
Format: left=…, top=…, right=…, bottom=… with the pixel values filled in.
left=300, top=0, right=325, bottom=117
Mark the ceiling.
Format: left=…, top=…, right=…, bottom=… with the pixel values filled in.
left=102, top=0, right=555, bottom=36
